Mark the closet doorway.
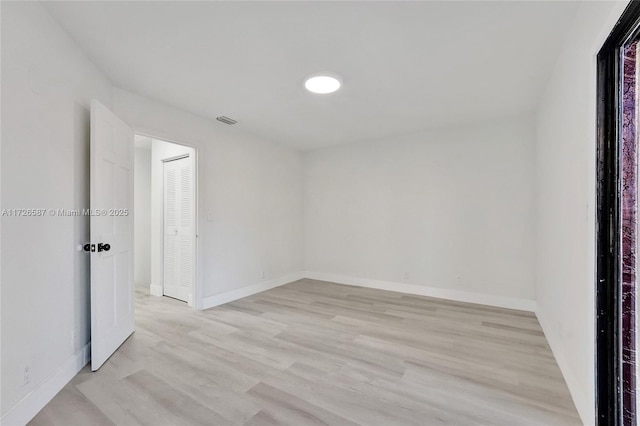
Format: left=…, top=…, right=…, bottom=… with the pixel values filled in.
left=134, top=135, right=197, bottom=306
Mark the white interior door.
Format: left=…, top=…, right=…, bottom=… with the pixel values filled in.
left=163, top=156, right=193, bottom=303
left=90, top=100, right=135, bottom=371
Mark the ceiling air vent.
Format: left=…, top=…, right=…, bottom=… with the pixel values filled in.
left=216, top=116, right=238, bottom=125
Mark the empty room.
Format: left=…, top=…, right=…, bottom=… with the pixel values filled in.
left=1, top=1, right=638, bottom=425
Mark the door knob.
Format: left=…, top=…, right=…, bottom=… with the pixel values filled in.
left=97, top=243, right=111, bottom=252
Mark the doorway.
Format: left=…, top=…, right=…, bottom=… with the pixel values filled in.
left=133, top=135, right=196, bottom=306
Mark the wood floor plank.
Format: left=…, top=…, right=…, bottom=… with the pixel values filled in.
left=246, top=382, right=360, bottom=426
left=30, top=279, right=581, bottom=425
left=123, top=370, right=234, bottom=425
left=28, top=386, right=115, bottom=426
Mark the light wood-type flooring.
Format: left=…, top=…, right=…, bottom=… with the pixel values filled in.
left=30, top=279, right=581, bottom=425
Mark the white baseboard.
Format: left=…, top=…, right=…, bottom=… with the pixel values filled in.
left=1, top=344, right=91, bottom=426
left=201, top=271, right=536, bottom=312
left=149, top=283, right=162, bottom=297
left=535, top=309, right=591, bottom=426
left=202, top=271, right=305, bottom=309
left=304, top=271, right=537, bottom=312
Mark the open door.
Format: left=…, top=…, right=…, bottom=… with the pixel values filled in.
left=90, top=100, right=135, bottom=371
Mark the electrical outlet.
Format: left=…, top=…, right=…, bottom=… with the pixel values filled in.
left=403, top=272, right=409, bottom=281
left=261, top=271, right=265, bottom=280
left=23, top=366, right=31, bottom=386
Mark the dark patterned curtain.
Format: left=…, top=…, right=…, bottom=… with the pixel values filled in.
left=621, top=39, right=638, bottom=426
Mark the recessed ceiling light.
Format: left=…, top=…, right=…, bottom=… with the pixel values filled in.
left=304, top=75, right=341, bottom=94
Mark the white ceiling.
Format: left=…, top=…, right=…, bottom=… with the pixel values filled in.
left=44, top=1, right=580, bottom=151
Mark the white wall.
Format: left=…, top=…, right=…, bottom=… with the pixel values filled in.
left=134, top=146, right=151, bottom=287
left=112, top=89, right=305, bottom=303
left=149, top=139, right=194, bottom=299
left=304, top=115, right=536, bottom=309
left=1, top=1, right=113, bottom=422
left=535, top=1, right=629, bottom=424
left=1, top=2, right=304, bottom=422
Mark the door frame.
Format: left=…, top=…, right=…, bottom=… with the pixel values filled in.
left=596, top=1, right=640, bottom=424
left=135, top=131, right=203, bottom=310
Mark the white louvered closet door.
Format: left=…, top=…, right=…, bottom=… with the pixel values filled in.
left=163, top=156, right=193, bottom=303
